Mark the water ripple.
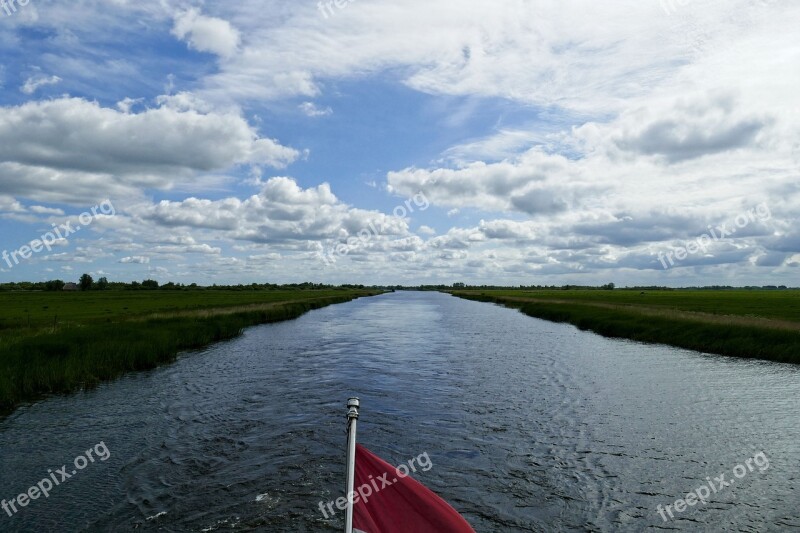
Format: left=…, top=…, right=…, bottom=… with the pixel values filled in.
left=0, top=292, right=798, bottom=532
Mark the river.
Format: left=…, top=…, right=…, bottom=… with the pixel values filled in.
left=1, top=291, right=798, bottom=531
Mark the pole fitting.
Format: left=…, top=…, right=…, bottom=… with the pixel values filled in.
left=347, top=397, right=360, bottom=420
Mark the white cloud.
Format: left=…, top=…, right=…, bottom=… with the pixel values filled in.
left=442, top=129, right=543, bottom=164
left=172, top=9, right=241, bottom=58
left=116, top=97, right=144, bottom=114
left=600, top=92, right=770, bottom=163
left=20, top=74, right=61, bottom=95
left=29, top=205, right=65, bottom=215
left=136, top=177, right=411, bottom=246
left=298, top=102, right=332, bottom=117
left=119, top=256, right=150, bottom=264
left=185, top=0, right=798, bottom=112
left=150, top=243, right=222, bottom=255
left=0, top=195, right=25, bottom=213
left=248, top=253, right=282, bottom=262
left=2, top=0, right=799, bottom=285
left=0, top=97, right=299, bottom=204
left=388, top=149, right=588, bottom=216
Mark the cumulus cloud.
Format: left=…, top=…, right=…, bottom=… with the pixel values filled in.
left=1, top=0, right=798, bottom=285
left=388, top=149, right=589, bottom=216
left=172, top=9, right=241, bottom=58
left=44, top=246, right=109, bottom=264
left=0, top=195, right=25, bottom=213
left=382, top=82, right=794, bottom=283
left=116, top=97, right=144, bottom=114
left=136, top=177, right=411, bottom=245
left=607, top=93, right=768, bottom=163
left=0, top=97, right=299, bottom=204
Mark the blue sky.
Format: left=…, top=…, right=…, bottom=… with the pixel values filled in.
left=0, top=0, right=798, bottom=286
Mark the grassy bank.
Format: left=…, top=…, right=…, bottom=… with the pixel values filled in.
left=0, top=290, right=378, bottom=414
left=450, top=290, right=800, bottom=364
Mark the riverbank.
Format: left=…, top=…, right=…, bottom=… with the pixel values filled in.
left=450, top=290, right=800, bottom=364
left=0, top=289, right=380, bottom=414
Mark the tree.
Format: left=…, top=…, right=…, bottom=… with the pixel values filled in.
left=44, top=280, right=65, bottom=291
left=79, top=274, right=94, bottom=291
left=603, top=283, right=615, bottom=290
left=141, top=279, right=159, bottom=290
left=95, top=277, right=109, bottom=290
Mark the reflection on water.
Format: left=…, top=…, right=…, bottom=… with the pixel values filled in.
left=1, top=292, right=798, bottom=531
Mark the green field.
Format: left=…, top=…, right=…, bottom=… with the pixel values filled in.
left=0, top=289, right=379, bottom=414
left=455, top=289, right=800, bottom=321
left=0, top=289, right=372, bottom=341
left=450, top=289, right=800, bottom=364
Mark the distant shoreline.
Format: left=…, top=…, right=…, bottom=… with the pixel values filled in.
left=450, top=290, right=800, bottom=364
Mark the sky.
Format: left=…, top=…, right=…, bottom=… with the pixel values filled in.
left=0, top=0, right=798, bottom=286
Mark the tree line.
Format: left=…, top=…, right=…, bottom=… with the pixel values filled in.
left=0, top=277, right=369, bottom=292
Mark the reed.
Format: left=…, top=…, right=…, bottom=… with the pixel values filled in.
left=0, top=294, right=372, bottom=414
left=453, top=292, right=800, bottom=365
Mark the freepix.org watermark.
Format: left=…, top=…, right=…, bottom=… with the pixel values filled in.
left=2, top=200, right=116, bottom=270
left=657, top=203, right=771, bottom=270
left=656, top=451, right=770, bottom=522
left=321, top=191, right=429, bottom=266
left=2, top=0, right=32, bottom=17
left=2, top=442, right=111, bottom=519
left=318, top=451, right=433, bottom=519
left=317, top=0, right=355, bottom=19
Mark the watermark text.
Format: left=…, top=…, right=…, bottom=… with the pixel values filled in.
left=318, top=0, right=356, bottom=19
left=2, top=442, right=111, bottom=519
left=2, top=200, right=116, bottom=270
left=2, top=0, right=32, bottom=17
left=658, top=203, right=771, bottom=269
left=318, top=450, right=433, bottom=519
left=656, top=451, right=769, bottom=522
left=321, top=192, right=429, bottom=266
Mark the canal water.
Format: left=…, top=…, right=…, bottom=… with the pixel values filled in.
left=1, top=291, right=798, bottom=531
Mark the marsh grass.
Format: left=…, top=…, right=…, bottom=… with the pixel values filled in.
left=454, top=292, right=800, bottom=364
left=0, top=295, right=370, bottom=414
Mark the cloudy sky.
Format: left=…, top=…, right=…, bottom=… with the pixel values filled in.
left=0, top=0, right=798, bottom=286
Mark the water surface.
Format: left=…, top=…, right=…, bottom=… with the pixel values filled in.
left=1, top=291, right=798, bottom=531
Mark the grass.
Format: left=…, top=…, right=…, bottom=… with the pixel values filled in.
left=0, top=290, right=367, bottom=339
left=450, top=289, right=800, bottom=364
left=0, top=290, right=379, bottom=414
left=455, top=289, right=800, bottom=322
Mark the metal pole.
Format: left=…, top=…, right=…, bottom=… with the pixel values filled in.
left=344, top=397, right=360, bottom=533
